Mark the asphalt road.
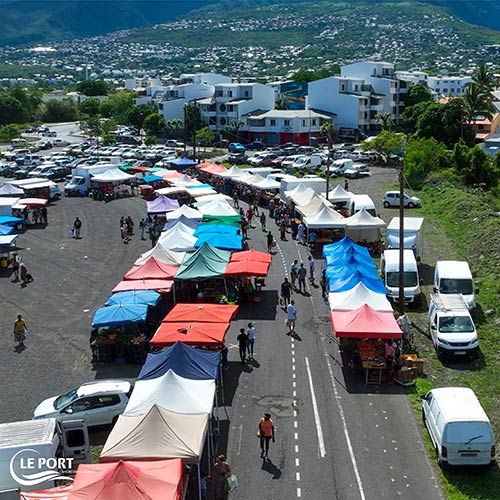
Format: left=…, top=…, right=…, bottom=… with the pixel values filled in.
left=0, top=168, right=444, bottom=500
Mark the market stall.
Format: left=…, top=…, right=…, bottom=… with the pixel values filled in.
left=158, top=222, right=198, bottom=252
left=344, top=208, right=386, bottom=246
left=112, top=279, right=174, bottom=293
left=146, top=195, right=180, bottom=214
left=166, top=204, right=203, bottom=221
left=135, top=245, right=186, bottom=266
left=123, top=256, right=179, bottom=281
left=150, top=321, right=231, bottom=348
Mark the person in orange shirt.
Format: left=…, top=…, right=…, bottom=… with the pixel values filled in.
left=258, top=413, right=275, bottom=459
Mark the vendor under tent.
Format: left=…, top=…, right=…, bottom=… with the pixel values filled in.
left=214, top=165, right=245, bottom=179
left=175, top=242, right=231, bottom=281
left=124, top=369, right=215, bottom=416
left=170, top=157, right=198, bottom=169
left=100, top=404, right=209, bottom=463
left=146, top=195, right=180, bottom=214
left=91, top=169, right=135, bottom=183
left=135, top=246, right=185, bottom=266
left=197, top=199, right=238, bottom=217
left=112, top=279, right=174, bottom=294
left=225, top=249, right=271, bottom=277
left=163, top=303, right=238, bottom=323
left=303, top=206, right=346, bottom=229
left=0, top=183, right=23, bottom=196
left=328, top=282, right=392, bottom=311
left=166, top=204, right=203, bottom=221
left=344, top=208, right=386, bottom=243
left=124, top=257, right=179, bottom=281
left=92, top=304, right=148, bottom=327
left=138, top=341, right=220, bottom=381
left=106, top=290, right=161, bottom=306
left=330, top=304, right=402, bottom=339
left=194, top=231, right=242, bottom=251
left=68, top=459, right=182, bottom=500
left=328, top=271, right=386, bottom=294
left=150, top=321, right=230, bottom=348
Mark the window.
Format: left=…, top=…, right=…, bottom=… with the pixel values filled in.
left=270, top=119, right=276, bottom=126
left=227, top=91, right=232, bottom=97
left=244, top=91, right=249, bottom=97
left=65, top=429, right=86, bottom=448
left=284, top=120, right=290, bottom=126
left=312, top=119, right=316, bottom=126
left=443, top=88, right=448, bottom=93
left=220, top=117, right=226, bottom=125
left=354, top=85, right=359, bottom=92
left=220, top=104, right=226, bottom=112
left=341, top=84, right=346, bottom=92
left=302, top=120, right=306, bottom=127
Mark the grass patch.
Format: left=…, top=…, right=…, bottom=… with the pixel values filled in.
left=404, top=178, right=500, bottom=500
left=90, top=444, right=103, bottom=464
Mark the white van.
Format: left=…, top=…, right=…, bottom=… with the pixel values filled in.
left=381, top=249, right=421, bottom=306
left=434, top=260, right=477, bottom=309
left=421, top=387, right=495, bottom=467
left=349, top=194, right=377, bottom=216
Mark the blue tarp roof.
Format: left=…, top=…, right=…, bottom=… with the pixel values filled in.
left=92, top=304, right=148, bottom=327
left=328, top=272, right=386, bottom=294
left=142, top=175, right=164, bottom=183
left=106, top=290, right=161, bottom=306
left=194, top=231, right=242, bottom=251
left=171, top=157, right=198, bottom=167
left=326, top=262, right=379, bottom=281
left=193, top=224, right=240, bottom=237
left=138, top=341, right=220, bottom=381
left=322, top=237, right=371, bottom=260
left=187, top=184, right=213, bottom=190
left=325, top=252, right=376, bottom=269
left=0, top=224, right=14, bottom=236
left=0, top=216, right=24, bottom=226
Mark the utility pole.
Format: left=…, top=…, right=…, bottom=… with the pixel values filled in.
left=398, top=164, right=405, bottom=316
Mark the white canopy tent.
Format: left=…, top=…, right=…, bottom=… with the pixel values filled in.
left=187, top=186, right=218, bottom=197
left=100, top=405, right=209, bottom=464
left=124, top=370, right=215, bottom=416
left=251, top=176, right=281, bottom=191
left=290, top=187, right=316, bottom=206
left=0, top=184, right=24, bottom=196
left=91, top=169, right=135, bottom=183
left=166, top=205, right=203, bottom=221
left=135, top=246, right=186, bottom=266
left=296, top=195, right=333, bottom=218
left=303, top=206, right=346, bottom=229
left=328, top=282, right=393, bottom=311
left=194, top=193, right=233, bottom=206
left=239, top=173, right=266, bottom=186
left=197, top=199, right=238, bottom=217
left=155, top=186, right=189, bottom=196
left=158, top=223, right=197, bottom=252
left=284, top=184, right=311, bottom=200
left=344, top=208, right=386, bottom=243
left=323, top=184, right=353, bottom=204
left=170, top=174, right=202, bottom=187
left=214, top=165, right=245, bottom=179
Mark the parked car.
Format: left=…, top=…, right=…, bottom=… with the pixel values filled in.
left=343, top=164, right=370, bottom=179
left=33, top=380, right=131, bottom=427
left=42, top=130, right=57, bottom=137
left=227, top=153, right=248, bottom=165
left=51, top=138, right=70, bottom=148
left=41, top=167, right=69, bottom=181
left=245, top=140, right=265, bottom=150
left=383, top=191, right=422, bottom=208
left=165, top=139, right=185, bottom=148
left=228, top=142, right=246, bottom=153
left=13, top=165, right=37, bottom=179
left=213, top=139, right=229, bottom=148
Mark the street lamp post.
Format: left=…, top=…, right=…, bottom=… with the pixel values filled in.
left=398, top=161, right=405, bottom=316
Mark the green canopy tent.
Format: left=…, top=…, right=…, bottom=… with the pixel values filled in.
left=202, top=215, right=241, bottom=227
left=175, top=242, right=230, bottom=281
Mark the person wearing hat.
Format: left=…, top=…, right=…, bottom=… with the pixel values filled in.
left=247, top=322, right=256, bottom=358
left=258, top=413, right=275, bottom=459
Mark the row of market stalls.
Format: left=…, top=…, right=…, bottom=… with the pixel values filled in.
left=324, top=237, right=404, bottom=384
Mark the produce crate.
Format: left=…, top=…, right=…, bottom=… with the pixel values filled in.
left=402, top=354, right=424, bottom=374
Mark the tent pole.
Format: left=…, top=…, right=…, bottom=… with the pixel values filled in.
left=219, top=362, right=225, bottom=406
left=208, top=418, right=212, bottom=474
left=172, top=282, right=177, bottom=305
left=198, top=461, right=202, bottom=500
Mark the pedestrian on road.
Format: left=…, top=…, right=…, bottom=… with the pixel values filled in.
left=296, top=221, right=305, bottom=245
left=246, top=206, right=253, bottom=226
left=200, top=472, right=208, bottom=500
left=280, top=277, right=292, bottom=306
left=233, top=193, right=239, bottom=209
left=13, top=314, right=27, bottom=349
left=286, top=300, right=297, bottom=334
left=260, top=212, right=266, bottom=231
left=237, top=328, right=248, bottom=364
left=280, top=219, right=286, bottom=240
left=211, top=455, right=231, bottom=500
left=308, top=255, right=315, bottom=284
left=344, top=179, right=349, bottom=191
left=139, top=218, right=147, bottom=240
left=290, top=259, right=298, bottom=289
left=221, top=345, right=229, bottom=370
left=266, top=231, right=274, bottom=253
left=41, top=206, right=48, bottom=224
left=320, top=269, right=327, bottom=300
left=73, top=217, right=82, bottom=239
left=253, top=197, right=259, bottom=216
left=11, top=253, right=20, bottom=282
left=308, top=229, right=317, bottom=250
left=19, top=262, right=31, bottom=287
left=297, top=263, right=307, bottom=293
left=259, top=413, right=275, bottom=459
left=247, top=322, right=256, bottom=358
left=126, top=216, right=134, bottom=235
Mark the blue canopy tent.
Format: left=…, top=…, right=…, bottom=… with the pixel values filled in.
left=171, top=157, right=198, bottom=169
left=142, top=175, right=164, bottom=184
left=193, top=224, right=240, bottom=237
left=138, top=341, right=220, bottom=381
left=328, top=272, right=386, bottom=294
left=0, top=224, right=14, bottom=236
left=325, top=252, right=377, bottom=269
left=322, top=237, right=371, bottom=260
left=326, top=261, right=379, bottom=281
left=194, top=231, right=242, bottom=251
left=92, top=304, right=148, bottom=327
left=106, top=290, right=161, bottom=307
left=0, top=216, right=24, bottom=227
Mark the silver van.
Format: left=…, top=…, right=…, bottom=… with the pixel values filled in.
left=421, top=387, right=495, bottom=467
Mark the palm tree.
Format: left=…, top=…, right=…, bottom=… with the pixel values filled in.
left=375, top=111, right=394, bottom=131
left=320, top=121, right=334, bottom=198
left=461, top=83, right=495, bottom=124
left=472, top=64, right=497, bottom=94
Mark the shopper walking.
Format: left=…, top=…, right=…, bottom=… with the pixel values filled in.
left=11, top=253, right=20, bottom=282
left=308, top=255, right=315, bottom=284
left=247, top=322, right=256, bottom=358
left=13, top=314, right=27, bottom=349
left=280, top=277, right=292, bottom=306
left=73, top=217, right=82, bottom=239
left=258, top=413, right=275, bottom=459
left=320, top=269, right=327, bottom=300
left=296, top=221, right=305, bottom=245
left=297, top=263, right=307, bottom=293
left=266, top=231, right=274, bottom=253
left=237, top=328, right=248, bottom=364
left=260, top=212, right=266, bottom=231
left=286, top=300, right=297, bottom=334
left=211, top=455, right=231, bottom=500
left=290, top=259, right=298, bottom=289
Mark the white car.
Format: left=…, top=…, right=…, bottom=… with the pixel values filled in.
left=383, top=191, right=421, bottom=208
left=33, top=380, right=131, bottom=427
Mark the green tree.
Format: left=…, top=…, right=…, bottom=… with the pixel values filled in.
left=320, top=121, right=334, bottom=197
left=451, top=139, right=471, bottom=175
left=165, top=118, right=184, bottom=139
left=100, top=91, right=135, bottom=122
left=375, top=111, right=394, bottom=131
left=404, top=137, right=449, bottom=187
left=143, top=112, right=164, bottom=136
left=0, top=124, right=21, bottom=141
left=292, top=67, right=339, bottom=82
left=76, top=80, right=109, bottom=96
left=79, top=115, right=102, bottom=138
left=126, top=104, right=156, bottom=133
left=79, top=97, right=101, bottom=117
left=184, top=102, right=202, bottom=157
left=472, top=64, right=497, bottom=93
left=144, top=135, right=157, bottom=146
left=361, top=130, right=405, bottom=159
left=462, top=146, right=499, bottom=188
left=41, top=98, right=78, bottom=122
left=442, top=99, right=475, bottom=147
left=224, top=118, right=244, bottom=142
left=461, top=83, right=495, bottom=124
left=101, top=118, right=118, bottom=134
left=9, top=85, right=41, bottom=120
left=100, top=132, right=116, bottom=146
left=405, top=83, right=433, bottom=107
left=403, top=100, right=435, bottom=130
left=0, top=95, right=27, bottom=125
left=195, top=126, right=214, bottom=151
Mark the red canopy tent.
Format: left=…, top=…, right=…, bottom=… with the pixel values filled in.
left=68, top=459, right=182, bottom=500
left=330, top=304, right=402, bottom=339
left=198, top=162, right=227, bottom=174
left=150, top=321, right=230, bottom=347
left=157, top=170, right=183, bottom=179
left=124, top=257, right=179, bottom=281
left=162, top=303, right=238, bottom=323
left=225, top=250, right=272, bottom=277
left=112, top=279, right=173, bottom=293
left=22, top=485, right=73, bottom=499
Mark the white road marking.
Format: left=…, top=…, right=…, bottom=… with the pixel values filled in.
left=294, top=421, right=298, bottom=428
left=297, top=487, right=302, bottom=497
left=322, top=337, right=366, bottom=500
left=295, top=445, right=299, bottom=453
left=292, top=373, right=296, bottom=379
left=236, top=423, right=243, bottom=456
left=293, top=390, right=296, bottom=397
left=296, top=457, right=300, bottom=467
left=296, top=472, right=301, bottom=481
left=292, top=381, right=296, bottom=388
left=305, top=356, right=326, bottom=458
left=294, top=432, right=298, bottom=440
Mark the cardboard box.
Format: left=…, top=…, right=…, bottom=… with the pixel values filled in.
left=395, top=366, right=417, bottom=382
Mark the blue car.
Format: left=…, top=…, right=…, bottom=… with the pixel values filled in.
left=245, top=141, right=265, bottom=151
left=228, top=142, right=246, bottom=153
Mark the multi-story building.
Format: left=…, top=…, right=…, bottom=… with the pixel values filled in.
left=395, top=70, right=472, bottom=98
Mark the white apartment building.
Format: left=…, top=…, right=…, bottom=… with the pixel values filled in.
left=198, top=82, right=275, bottom=133
left=395, top=70, right=472, bottom=97
left=178, top=72, right=232, bottom=86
